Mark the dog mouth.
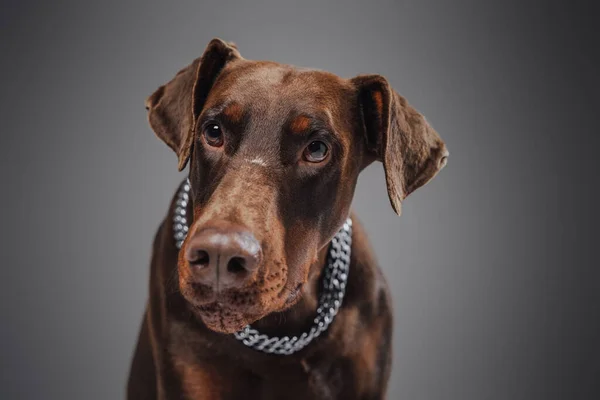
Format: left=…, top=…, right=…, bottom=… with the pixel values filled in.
left=282, top=283, right=304, bottom=307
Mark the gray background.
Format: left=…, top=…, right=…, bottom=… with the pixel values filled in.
left=1, top=0, right=598, bottom=399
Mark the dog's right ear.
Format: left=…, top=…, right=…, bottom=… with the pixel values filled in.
left=145, top=38, right=242, bottom=171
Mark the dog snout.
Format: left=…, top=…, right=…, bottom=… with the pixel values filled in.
left=184, top=222, right=262, bottom=290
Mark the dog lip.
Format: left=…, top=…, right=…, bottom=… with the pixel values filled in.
left=197, top=301, right=228, bottom=312
left=195, top=301, right=247, bottom=317
left=283, top=284, right=304, bottom=306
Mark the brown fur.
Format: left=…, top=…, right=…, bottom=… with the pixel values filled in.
left=128, top=38, right=447, bottom=399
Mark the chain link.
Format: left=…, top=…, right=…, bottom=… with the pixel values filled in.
left=173, top=178, right=352, bottom=355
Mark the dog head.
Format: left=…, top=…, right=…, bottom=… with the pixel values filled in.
left=145, top=38, right=448, bottom=333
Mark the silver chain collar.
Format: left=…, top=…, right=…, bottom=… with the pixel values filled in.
left=172, top=178, right=352, bottom=355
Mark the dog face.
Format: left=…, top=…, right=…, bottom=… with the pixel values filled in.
left=145, top=39, right=448, bottom=333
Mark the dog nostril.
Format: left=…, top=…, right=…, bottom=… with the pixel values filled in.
left=189, top=250, right=210, bottom=267
left=227, top=257, right=247, bottom=274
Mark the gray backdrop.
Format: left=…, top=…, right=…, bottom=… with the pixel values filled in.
left=1, top=0, right=598, bottom=399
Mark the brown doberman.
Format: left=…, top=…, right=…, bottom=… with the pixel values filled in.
left=127, top=38, right=448, bottom=400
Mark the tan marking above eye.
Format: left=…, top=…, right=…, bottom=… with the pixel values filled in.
left=289, top=115, right=311, bottom=134
left=222, top=102, right=244, bottom=123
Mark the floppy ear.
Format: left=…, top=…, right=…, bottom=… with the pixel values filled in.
left=145, top=38, right=242, bottom=171
left=352, top=74, right=449, bottom=215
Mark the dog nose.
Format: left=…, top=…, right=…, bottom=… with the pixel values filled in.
left=184, top=224, right=261, bottom=290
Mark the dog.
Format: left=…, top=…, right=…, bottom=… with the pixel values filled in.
left=127, top=38, right=448, bottom=400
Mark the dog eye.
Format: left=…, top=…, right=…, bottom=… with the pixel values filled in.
left=203, top=122, right=224, bottom=147
left=303, top=140, right=329, bottom=163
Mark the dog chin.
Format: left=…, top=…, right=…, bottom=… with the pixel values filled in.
left=182, top=282, right=304, bottom=334
left=201, top=316, right=248, bottom=334
left=193, top=304, right=258, bottom=334
left=190, top=290, right=300, bottom=334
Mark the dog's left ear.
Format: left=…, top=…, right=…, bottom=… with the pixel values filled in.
left=145, top=38, right=242, bottom=171
left=351, top=74, right=449, bottom=215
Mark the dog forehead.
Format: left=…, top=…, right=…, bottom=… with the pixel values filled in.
left=210, top=60, right=352, bottom=113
